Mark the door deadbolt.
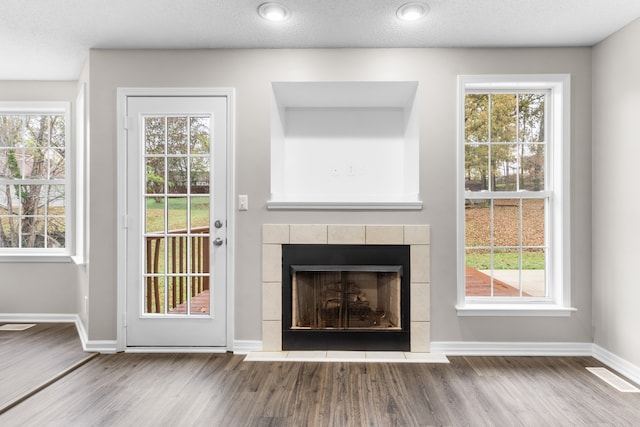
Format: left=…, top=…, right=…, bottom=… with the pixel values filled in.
left=214, top=220, right=224, bottom=229
left=213, top=237, right=224, bottom=246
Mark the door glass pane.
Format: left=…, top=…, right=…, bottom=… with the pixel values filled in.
left=167, top=197, right=187, bottom=231
left=190, top=196, right=209, bottom=229
left=190, top=117, right=210, bottom=154
left=142, top=115, right=211, bottom=316
left=167, top=117, right=188, bottom=154
left=146, top=197, right=164, bottom=234
left=146, top=158, right=165, bottom=194
left=144, top=276, right=166, bottom=314
left=145, top=117, right=165, bottom=155
left=167, top=158, right=188, bottom=194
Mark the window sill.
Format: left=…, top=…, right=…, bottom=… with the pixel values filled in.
left=455, top=303, right=577, bottom=317
left=0, top=254, right=73, bottom=263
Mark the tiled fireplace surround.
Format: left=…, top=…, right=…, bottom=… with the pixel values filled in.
left=262, top=224, right=431, bottom=353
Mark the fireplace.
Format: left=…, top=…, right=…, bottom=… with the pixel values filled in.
left=261, top=224, right=431, bottom=354
left=282, top=244, right=410, bottom=351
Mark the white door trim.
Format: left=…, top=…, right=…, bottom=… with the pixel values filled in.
left=116, top=87, right=235, bottom=352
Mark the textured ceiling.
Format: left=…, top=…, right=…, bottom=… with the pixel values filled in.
left=1, top=0, right=640, bottom=80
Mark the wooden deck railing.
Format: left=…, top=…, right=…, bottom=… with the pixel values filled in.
left=145, top=226, right=210, bottom=313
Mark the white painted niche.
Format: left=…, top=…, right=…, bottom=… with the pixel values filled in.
left=267, top=81, right=422, bottom=210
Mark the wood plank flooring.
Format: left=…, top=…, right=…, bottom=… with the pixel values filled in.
left=1, top=351, right=640, bottom=426
left=0, top=323, right=96, bottom=414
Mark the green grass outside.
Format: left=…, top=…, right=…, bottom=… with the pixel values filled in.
left=146, top=197, right=209, bottom=232
left=466, top=251, right=545, bottom=270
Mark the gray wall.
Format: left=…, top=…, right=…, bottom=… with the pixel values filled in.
left=86, top=47, right=593, bottom=343
left=592, top=19, right=640, bottom=367
left=0, top=80, right=80, bottom=315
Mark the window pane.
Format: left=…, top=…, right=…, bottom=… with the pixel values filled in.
left=49, top=116, right=66, bottom=148
left=492, top=248, right=521, bottom=296
left=21, top=216, right=45, bottom=248
left=0, top=216, right=19, bottom=248
left=46, top=184, right=65, bottom=214
left=167, top=117, right=188, bottom=155
left=464, top=144, right=488, bottom=191
left=522, top=199, right=545, bottom=247
left=49, top=148, right=65, bottom=179
left=518, top=93, right=545, bottom=142
left=190, top=117, right=210, bottom=154
left=491, top=144, right=518, bottom=191
left=465, top=199, right=491, bottom=247
left=465, top=94, right=489, bottom=142
left=465, top=248, right=492, bottom=297
left=491, top=94, right=517, bottom=142
left=493, top=199, right=520, bottom=247
left=145, top=117, right=165, bottom=155
left=520, top=144, right=545, bottom=191
left=46, top=217, right=65, bottom=248
left=24, top=149, right=48, bottom=179
left=522, top=248, right=546, bottom=297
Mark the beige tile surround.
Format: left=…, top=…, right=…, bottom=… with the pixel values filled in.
left=262, top=224, right=431, bottom=353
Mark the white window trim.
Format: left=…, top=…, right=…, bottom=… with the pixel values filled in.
left=456, top=75, right=575, bottom=316
left=0, top=101, right=72, bottom=262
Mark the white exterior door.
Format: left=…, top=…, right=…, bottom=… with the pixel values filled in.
left=124, top=95, right=227, bottom=347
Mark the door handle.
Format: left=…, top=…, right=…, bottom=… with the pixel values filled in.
left=213, top=237, right=224, bottom=247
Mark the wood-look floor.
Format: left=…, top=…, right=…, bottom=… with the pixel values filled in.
left=2, top=348, right=640, bottom=426
left=0, top=323, right=95, bottom=413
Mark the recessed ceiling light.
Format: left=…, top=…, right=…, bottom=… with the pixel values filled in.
left=258, top=3, right=290, bottom=22
left=396, top=2, right=429, bottom=21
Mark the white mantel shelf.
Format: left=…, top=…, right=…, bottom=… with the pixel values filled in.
left=266, top=200, right=424, bottom=210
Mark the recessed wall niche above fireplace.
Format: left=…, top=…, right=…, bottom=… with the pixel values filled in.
left=267, top=82, right=422, bottom=210
left=262, top=224, right=431, bottom=353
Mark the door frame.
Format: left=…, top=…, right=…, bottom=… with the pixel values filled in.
left=116, top=87, right=235, bottom=352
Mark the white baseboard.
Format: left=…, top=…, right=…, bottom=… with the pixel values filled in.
left=233, top=340, right=262, bottom=354
left=592, top=344, right=640, bottom=387
left=430, top=341, right=593, bottom=356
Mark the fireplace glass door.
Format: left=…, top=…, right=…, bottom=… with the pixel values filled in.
left=291, top=266, right=402, bottom=331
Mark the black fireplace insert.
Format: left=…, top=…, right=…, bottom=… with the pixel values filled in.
left=282, top=244, right=410, bottom=351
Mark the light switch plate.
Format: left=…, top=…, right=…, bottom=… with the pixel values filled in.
left=238, top=194, right=249, bottom=211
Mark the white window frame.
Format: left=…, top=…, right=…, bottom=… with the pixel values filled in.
left=456, top=75, right=575, bottom=316
left=0, top=101, right=72, bottom=262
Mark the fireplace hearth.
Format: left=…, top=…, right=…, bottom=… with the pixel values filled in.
left=282, top=244, right=410, bottom=351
